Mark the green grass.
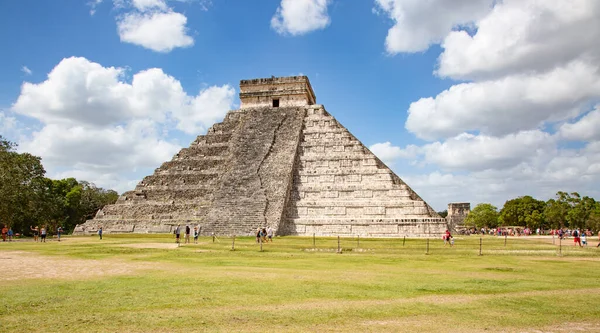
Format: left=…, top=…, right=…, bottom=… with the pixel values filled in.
left=1, top=235, right=599, bottom=332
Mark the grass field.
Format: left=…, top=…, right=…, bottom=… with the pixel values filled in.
left=1, top=234, right=599, bottom=332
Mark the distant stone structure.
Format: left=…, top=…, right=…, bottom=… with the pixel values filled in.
left=75, top=76, right=447, bottom=237
left=446, top=203, right=471, bottom=231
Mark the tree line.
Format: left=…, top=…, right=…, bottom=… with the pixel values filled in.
left=464, top=193, right=600, bottom=231
left=0, top=136, right=118, bottom=235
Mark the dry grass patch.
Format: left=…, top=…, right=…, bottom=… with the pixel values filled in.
left=0, top=251, right=153, bottom=281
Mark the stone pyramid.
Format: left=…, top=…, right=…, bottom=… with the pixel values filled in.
left=75, top=76, right=446, bottom=237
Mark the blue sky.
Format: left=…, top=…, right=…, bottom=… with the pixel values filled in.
left=1, top=0, right=599, bottom=211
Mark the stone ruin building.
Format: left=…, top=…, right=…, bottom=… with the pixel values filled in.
left=75, top=76, right=447, bottom=237
left=446, top=203, right=471, bottom=231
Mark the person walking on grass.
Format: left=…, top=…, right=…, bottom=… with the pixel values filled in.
left=175, top=225, right=181, bottom=244
left=8, top=227, right=13, bottom=241
left=185, top=225, right=191, bottom=244
left=573, top=229, right=581, bottom=247
left=267, top=226, right=273, bottom=242
left=1, top=225, right=7, bottom=242
left=193, top=226, right=199, bottom=244
left=57, top=227, right=63, bottom=242
left=30, top=226, right=39, bottom=242
left=98, top=227, right=103, bottom=240
left=40, top=226, right=47, bottom=243
left=581, top=232, right=587, bottom=246
left=444, top=229, right=451, bottom=246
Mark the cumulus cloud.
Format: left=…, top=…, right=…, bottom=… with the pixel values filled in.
left=374, top=0, right=494, bottom=53
left=369, top=141, right=418, bottom=165
left=12, top=57, right=234, bottom=132
left=369, top=0, right=600, bottom=209
left=420, top=131, right=555, bottom=172
left=271, top=0, right=331, bottom=36
left=438, top=0, right=600, bottom=80
left=0, top=112, right=18, bottom=135
left=130, top=0, right=167, bottom=11
left=406, top=60, right=600, bottom=140
left=559, top=106, right=600, bottom=142
left=117, top=11, right=194, bottom=52
left=11, top=56, right=234, bottom=192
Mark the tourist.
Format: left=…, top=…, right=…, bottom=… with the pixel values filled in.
left=444, top=229, right=451, bottom=246
left=175, top=225, right=181, bottom=244
left=7, top=227, right=13, bottom=241
left=256, top=228, right=261, bottom=243
left=98, top=227, right=103, bottom=240
left=261, top=228, right=267, bottom=243
left=1, top=225, right=7, bottom=242
left=581, top=232, right=587, bottom=246
left=573, top=229, right=581, bottom=247
left=267, top=226, right=273, bottom=242
left=57, top=227, right=63, bottom=242
left=450, top=235, right=454, bottom=247
left=30, top=225, right=39, bottom=242
left=40, top=226, right=47, bottom=243
left=185, top=225, right=191, bottom=244
left=193, top=226, right=199, bottom=244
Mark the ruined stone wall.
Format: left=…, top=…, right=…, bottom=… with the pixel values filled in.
left=447, top=202, right=471, bottom=232
left=280, top=105, right=446, bottom=237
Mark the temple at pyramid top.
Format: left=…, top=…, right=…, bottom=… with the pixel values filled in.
left=239, top=76, right=316, bottom=108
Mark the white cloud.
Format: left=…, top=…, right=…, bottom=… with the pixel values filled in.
left=11, top=57, right=234, bottom=192
left=438, top=0, right=600, bottom=80
left=401, top=140, right=600, bottom=210
left=21, top=66, right=32, bottom=75
left=369, top=141, right=418, bottom=165
left=271, top=0, right=331, bottom=36
left=117, top=11, right=194, bottom=52
left=374, top=0, right=493, bottom=53
left=0, top=112, right=18, bottom=135
left=559, top=106, right=600, bottom=142
left=131, top=0, right=167, bottom=11
left=420, top=131, right=555, bottom=172
left=406, top=60, right=600, bottom=140
left=89, top=0, right=103, bottom=16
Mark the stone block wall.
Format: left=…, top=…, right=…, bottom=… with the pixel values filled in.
left=279, top=105, right=446, bottom=237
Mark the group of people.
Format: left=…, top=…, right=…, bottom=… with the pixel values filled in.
left=1, top=225, right=14, bottom=241
left=173, top=225, right=200, bottom=244
left=443, top=229, right=454, bottom=247
left=570, top=228, right=600, bottom=247
left=30, top=225, right=49, bottom=242
left=256, top=227, right=274, bottom=243
left=1, top=225, right=65, bottom=242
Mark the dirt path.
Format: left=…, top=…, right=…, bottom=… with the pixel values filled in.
left=0, top=251, right=152, bottom=281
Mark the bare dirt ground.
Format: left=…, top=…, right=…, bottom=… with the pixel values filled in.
left=0, top=251, right=152, bottom=281
left=119, top=242, right=179, bottom=249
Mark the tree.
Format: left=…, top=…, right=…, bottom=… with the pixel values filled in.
left=0, top=136, right=46, bottom=233
left=464, top=203, right=499, bottom=228
left=545, top=192, right=597, bottom=229
left=566, top=195, right=596, bottom=229
left=0, top=136, right=119, bottom=234
left=499, top=195, right=546, bottom=228
left=437, top=210, right=448, bottom=218
left=587, top=202, right=600, bottom=231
